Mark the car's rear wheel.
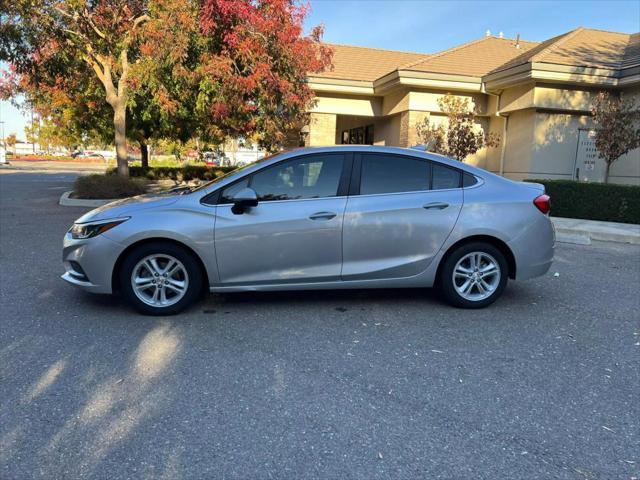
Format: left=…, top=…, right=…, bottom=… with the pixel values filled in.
left=120, top=242, right=203, bottom=315
left=439, top=242, right=508, bottom=308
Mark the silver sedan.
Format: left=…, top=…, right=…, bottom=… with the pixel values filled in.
left=62, top=146, right=554, bottom=315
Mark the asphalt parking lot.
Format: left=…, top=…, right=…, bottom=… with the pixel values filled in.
left=1, top=166, right=639, bottom=479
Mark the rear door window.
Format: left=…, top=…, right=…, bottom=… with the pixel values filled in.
left=360, top=154, right=430, bottom=195
left=432, top=163, right=461, bottom=190
left=463, top=172, right=478, bottom=187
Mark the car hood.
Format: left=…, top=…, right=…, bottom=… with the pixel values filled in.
left=75, top=192, right=181, bottom=223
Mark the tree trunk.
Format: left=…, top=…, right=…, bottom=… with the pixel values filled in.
left=604, top=162, right=611, bottom=184
left=140, top=140, right=149, bottom=168
left=113, top=100, right=129, bottom=176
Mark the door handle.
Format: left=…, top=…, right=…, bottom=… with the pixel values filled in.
left=423, top=202, right=449, bottom=210
left=309, top=211, right=337, bottom=221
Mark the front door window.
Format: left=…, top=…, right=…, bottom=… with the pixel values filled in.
left=250, top=154, right=344, bottom=201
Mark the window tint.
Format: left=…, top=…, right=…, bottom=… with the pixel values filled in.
left=250, top=154, right=344, bottom=201
left=463, top=172, right=478, bottom=187
left=360, top=154, right=430, bottom=195
left=432, top=163, right=461, bottom=190
left=219, top=178, right=249, bottom=204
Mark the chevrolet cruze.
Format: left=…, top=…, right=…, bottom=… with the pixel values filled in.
left=62, top=146, right=554, bottom=315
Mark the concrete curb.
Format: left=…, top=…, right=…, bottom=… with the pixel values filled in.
left=554, top=230, right=591, bottom=246
left=551, top=217, right=640, bottom=246
left=59, top=191, right=115, bottom=207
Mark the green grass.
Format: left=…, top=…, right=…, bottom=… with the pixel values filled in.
left=127, top=157, right=203, bottom=168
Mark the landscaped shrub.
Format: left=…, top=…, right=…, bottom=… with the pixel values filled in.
left=74, top=174, right=147, bottom=199
left=108, top=165, right=236, bottom=181
left=526, top=179, right=640, bottom=224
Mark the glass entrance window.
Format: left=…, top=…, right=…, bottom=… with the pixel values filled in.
left=341, top=125, right=374, bottom=145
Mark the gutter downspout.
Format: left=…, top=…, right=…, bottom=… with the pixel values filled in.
left=483, top=86, right=508, bottom=176
left=499, top=114, right=508, bottom=176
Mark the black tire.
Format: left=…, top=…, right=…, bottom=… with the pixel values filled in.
left=438, top=242, right=508, bottom=309
left=119, top=241, right=203, bottom=315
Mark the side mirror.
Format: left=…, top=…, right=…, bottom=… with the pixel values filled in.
left=231, top=187, right=258, bottom=214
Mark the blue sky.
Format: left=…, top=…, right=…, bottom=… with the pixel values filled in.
left=305, top=0, right=639, bottom=51
left=2, top=0, right=639, bottom=140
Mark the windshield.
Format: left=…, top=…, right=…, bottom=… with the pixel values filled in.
left=187, top=152, right=284, bottom=193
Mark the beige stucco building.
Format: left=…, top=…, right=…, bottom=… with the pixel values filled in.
left=304, top=28, right=640, bottom=185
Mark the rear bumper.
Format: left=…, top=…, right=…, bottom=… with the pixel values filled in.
left=508, top=214, right=555, bottom=281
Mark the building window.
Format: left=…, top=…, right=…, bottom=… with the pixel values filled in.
left=342, top=125, right=374, bottom=145
left=365, top=125, right=374, bottom=145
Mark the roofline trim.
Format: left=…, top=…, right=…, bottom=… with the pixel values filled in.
left=375, top=70, right=482, bottom=93
left=484, top=62, right=640, bottom=89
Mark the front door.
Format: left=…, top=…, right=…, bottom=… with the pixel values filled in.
left=214, top=153, right=349, bottom=285
left=575, top=129, right=607, bottom=182
left=342, top=153, right=463, bottom=280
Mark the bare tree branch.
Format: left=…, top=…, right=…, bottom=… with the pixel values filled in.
left=82, top=8, right=107, bottom=39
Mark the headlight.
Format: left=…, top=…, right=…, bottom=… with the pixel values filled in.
left=70, top=218, right=129, bottom=239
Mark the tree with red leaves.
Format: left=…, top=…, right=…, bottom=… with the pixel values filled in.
left=194, top=0, right=332, bottom=150
left=1, top=0, right=331, bottom=176
left=591, top=91, right=640, bottom=183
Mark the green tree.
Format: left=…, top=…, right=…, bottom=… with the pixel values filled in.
left=1, top=0, right=151, bottom=175
left=1, top=0, right=331, bottom=174
left=5, top=133, right=17, bottom=150
left=591, top=91, right=640, bottom=183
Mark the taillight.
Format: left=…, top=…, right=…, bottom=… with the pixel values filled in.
left=533, top=194, right=551, bottom=215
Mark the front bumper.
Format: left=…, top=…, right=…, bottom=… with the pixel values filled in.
left=61, top=232, right=124, bottom=294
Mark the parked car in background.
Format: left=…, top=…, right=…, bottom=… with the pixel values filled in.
left=72, top=150, right=102, bottom=159
left=62, top=146, right=554, bottom=315
left=202, top=151, right=227, bottom=166
left=71, top=149, right=115, bottom=159
left=51, top=151, right=71, bottom=157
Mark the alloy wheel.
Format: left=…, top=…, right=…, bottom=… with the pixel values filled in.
left=130, top=254, right=189, bottom=307
left=452, top=251, right=501, bottom=302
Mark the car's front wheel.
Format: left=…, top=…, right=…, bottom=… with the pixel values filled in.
left=120, top=242, right=203, bottom=315
left=439, top=242, right=508, bottom=308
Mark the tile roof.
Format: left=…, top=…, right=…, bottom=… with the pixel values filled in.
left=400, top=36, right=539, bottom=77
left=490, top=28, right=640, bottom=74
left=311, top=28, right=639, bottom=84
left=312, top=44, right=429, bottom=82
left=621, top=32, right=640, bottom=70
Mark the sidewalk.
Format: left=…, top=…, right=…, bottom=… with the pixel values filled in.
left=552, top=217, right=640, bottom=245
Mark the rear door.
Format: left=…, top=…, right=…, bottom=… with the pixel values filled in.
left=341, top=153, right=463, bottom=280
left=214, top=153, right=351, bottom=285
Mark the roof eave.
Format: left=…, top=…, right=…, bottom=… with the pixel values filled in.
left=375, top=70, right=483, bottom=94
left=484, top=61, right=640, bottom=90
left=307, top=76, right=375, bottom=96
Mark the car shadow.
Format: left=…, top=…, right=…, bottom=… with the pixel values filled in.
left=208, top=287, right=441, bottom=306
